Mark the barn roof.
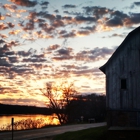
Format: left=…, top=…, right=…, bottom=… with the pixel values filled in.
left=99, top=26, right=140, bottom=74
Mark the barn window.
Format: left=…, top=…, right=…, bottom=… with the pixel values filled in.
left=121, top=79, right=127, bottom=89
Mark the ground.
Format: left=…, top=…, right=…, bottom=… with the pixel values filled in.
left=33, top=136, right=54, bottom=140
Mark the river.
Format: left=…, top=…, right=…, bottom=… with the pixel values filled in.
left=0, top=114, right=60, bottom=131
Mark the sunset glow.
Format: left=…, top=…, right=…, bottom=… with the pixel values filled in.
left=0, top=114, right=60, bottom=130
left=0, top=0, right=140, bottom=107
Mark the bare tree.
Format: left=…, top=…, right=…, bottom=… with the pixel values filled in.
left=40, top=82, right=78, bottom=124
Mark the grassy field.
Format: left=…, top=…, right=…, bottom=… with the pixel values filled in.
left=52, top=125, right=108, bottom=140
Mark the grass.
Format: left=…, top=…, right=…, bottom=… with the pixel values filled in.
left=53, top=126, right=108, bottom=140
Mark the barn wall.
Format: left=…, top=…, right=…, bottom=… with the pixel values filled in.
left=106, top=33, right=140, bottom=110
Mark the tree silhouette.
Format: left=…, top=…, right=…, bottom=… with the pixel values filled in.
left=40, top=82, right=78, bottom=124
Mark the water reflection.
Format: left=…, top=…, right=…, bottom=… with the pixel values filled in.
left=0, top=114, right=60, bottom=131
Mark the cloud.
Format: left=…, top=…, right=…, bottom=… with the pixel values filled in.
left=37, top=12, right=56, bottom=21
left=8, top=56, right=19, bottom=63
left=59, top=31, right=76, bottom=38
left=32, top=54, right=45, bottom=58
left=22, top=58, right=47, bottom=63
left=29, top=64, right=44, bottom=70
left=58, top=30, right=67, bottom=35
left=8, top=67, right=34, bottom=76
left=0, top=87, right=14, bottom=94
left=10, top=0, right=37, bottom=7
left=0, top=14, right=5, bottom=20
left=52, top=19, right=64, bottom=28
left=0, top=41, right=47, bottom=78
left=0, top=39, right=6, bottom=44
left=61, top=64, right=89, bottom=70
left=2, top=4, right=17, bottom=12
left=17, top=50, right=31, bottom=57
left=0, top=98, right=44, bottom=106
left=35, top=18, right=46, bottom=23
left=0, top=23, right=8, bottom=30
left=0, top=1, right=139, bottom=43
left=106, top=16, right=123, bottom=27
left=40, top=1, right=49, bottom=7
left=23, top=21, right=35, bottom=31
left=80, top=25, right=96, bottom=31
left=57, top=48, right=72, bottom=55
left=76, top=30, right=91, bottom=36
left=74, top=16, right=96, bottom=23
left=71, top=68, right=99, bottom=75
left=51, top=47, right=74, bottom=60
left=110, top=33, right=126, bottom=38
left=33, top=31, right=54, bottom=39
left=0, top=34, right=8, bottom=39
left=0, top=44, right=10, bottom=53
left=124, top=13, right=140, bottom=26
left=50, top=67, right=102, bottom=80
left=47, top=44, right=60, bottom=50
left=1, top=2, right=135, bottom=42
left=7, top=22, right=15, bottom=28
left=0, top=61, right=12, bottom=67
left=111, top=10, right=128, bottom=19
left=102, top=33, right=126, bottom=38
left=52, top=56, right=73, bottom=61
left=83, top=6, right=113, bottom=17
left=75, top=47, right=115, bottom=62
left=81, top=6, right=140, bottom=29
left=51, top=46, right=115, bottom=62
left=9, top=30, right=21, bottom=35
left=81, top=85, right=90, bottom=88
left=38, top=23, right=55, bottom=34
left=54, top=9, right=59, bottom=13
left=134, top=2, right=140, bottom=6
left=63, top=11, right=81, bottom=16
left=62, top=4, right=76, bottom=8
left=8, top=41, right=20, bottom=47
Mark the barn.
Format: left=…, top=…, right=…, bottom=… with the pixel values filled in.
left=99, top=26, right=140, bottom=129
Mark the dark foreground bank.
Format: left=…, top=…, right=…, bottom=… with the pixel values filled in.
left=34, top=126, right=108, bottom=140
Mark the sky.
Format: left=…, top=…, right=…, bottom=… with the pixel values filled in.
left=0, top=0, right=140, bottom=107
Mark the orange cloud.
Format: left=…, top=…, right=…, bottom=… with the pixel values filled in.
left=76, top=30, right=91, bottom=37
left=10, top=0, right=37, bottom=7
left=3, top=4, right=17, bottom=12
left=0, top=23, right=8, bottom=30
left=17, top=9, right=27, bottom=13
left=0, top=15, right=5, bottom=20
left=0, top=34, right=8, bottom=38
left=97, top=24, right=113, bottom=32
left=9, top=30, right=21, bottom=35
left=47, top=44, right=60, bottom=50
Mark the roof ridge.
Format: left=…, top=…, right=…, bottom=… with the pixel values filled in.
left=99, top=26, right=140, bottom=73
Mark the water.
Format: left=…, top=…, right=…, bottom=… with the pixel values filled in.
left=0, top=114, right=60, bottom=131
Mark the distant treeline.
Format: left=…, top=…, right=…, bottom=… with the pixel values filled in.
left=0, top=104, right=52, bottom=115
left=68, top=93, right=106, bottom=122
left=0, top=93, right=106, bottom=123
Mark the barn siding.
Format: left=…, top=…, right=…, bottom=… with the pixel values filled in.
left=106, top=33, right=140, bottom=110
left=100, top=26, right=140, bottom=127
